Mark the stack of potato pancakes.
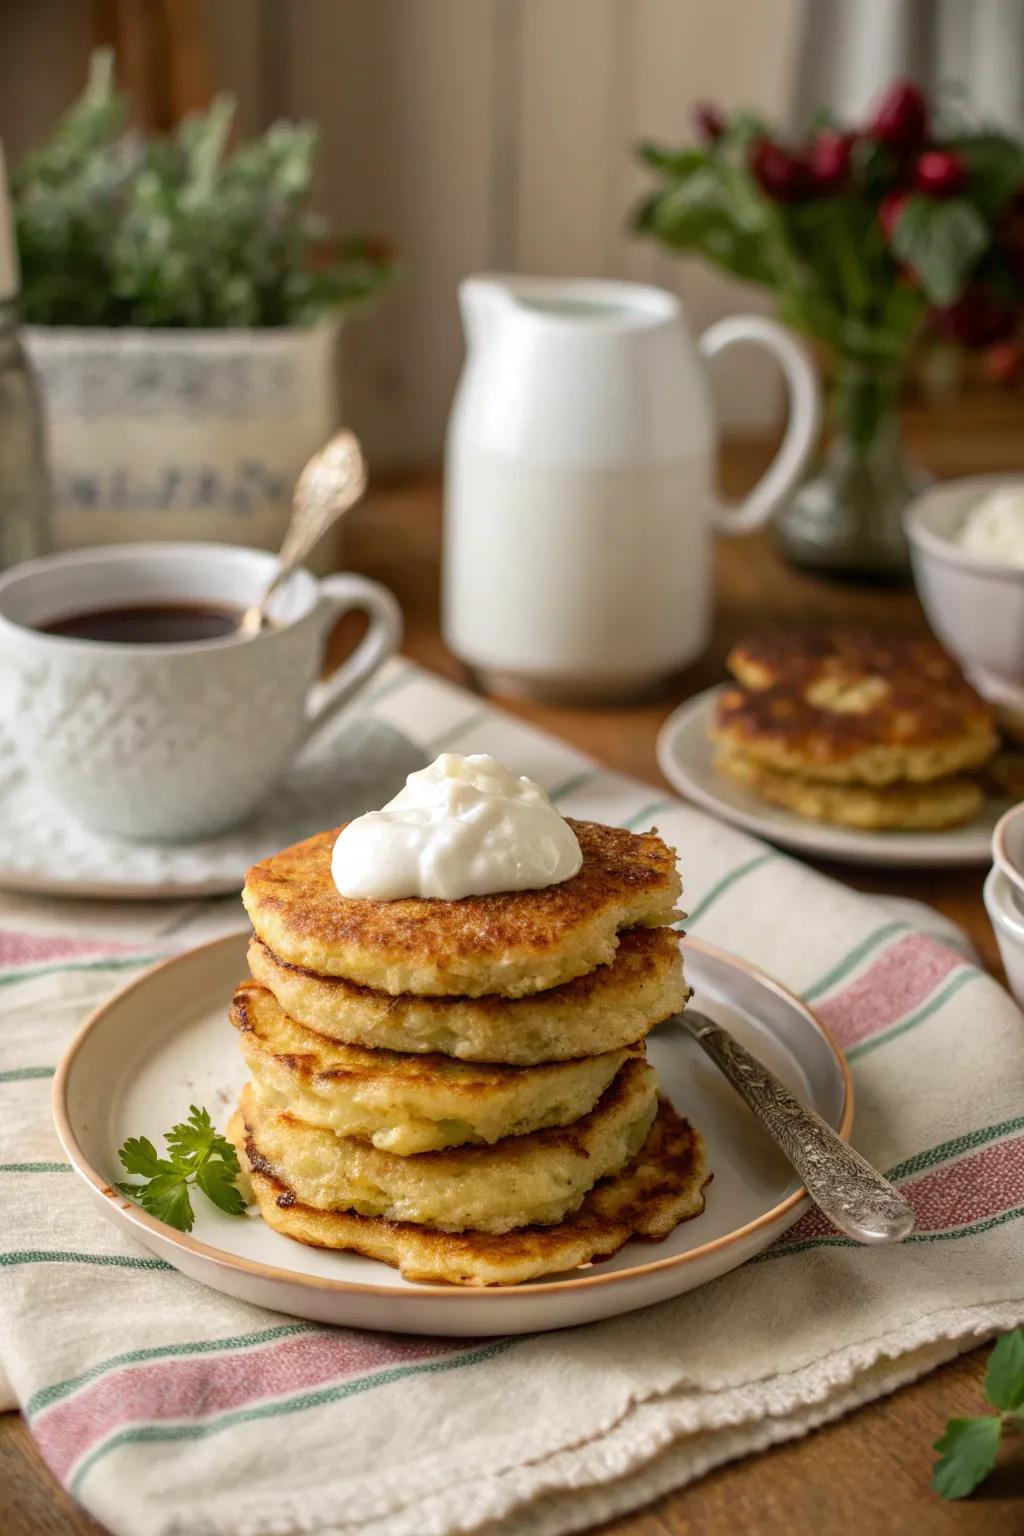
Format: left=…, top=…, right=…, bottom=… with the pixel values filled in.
left=228, top=818, right=710, bottom=1287
left=711, top=630, right=998, bottom=832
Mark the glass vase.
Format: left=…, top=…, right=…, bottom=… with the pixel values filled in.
left=774, top=356, right=928, bottom=582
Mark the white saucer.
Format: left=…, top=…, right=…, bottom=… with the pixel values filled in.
left=54, top=931, right=851, bottom=1338
left=0, top=713, right=424, bottom=900
left=658, top=687, right=1003, bottom=869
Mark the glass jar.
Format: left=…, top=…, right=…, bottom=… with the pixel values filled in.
left=774, top=356, right=926, bottom=582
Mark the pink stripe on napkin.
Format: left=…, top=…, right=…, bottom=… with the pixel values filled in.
left=816, top=933, right=961, bottom=1050
left=34, top=1330, right=467, bottom=1483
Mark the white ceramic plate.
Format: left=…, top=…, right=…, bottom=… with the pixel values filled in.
left=54, top=931, right=851, bottom=1337
left=658, top=687, right=1003, bottom=870
left=0, top=714, right=424, bottom=900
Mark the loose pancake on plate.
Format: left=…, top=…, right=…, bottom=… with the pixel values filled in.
left=229, top=1097, right=711, bottom=1286
left=715, top=750, right=984, bottom=831
left=231, top=980, right=641, bottom=1153
left=714, top=630, right=996, bottom=785
left=247, top=926, right=686, bottom=1064
left=241, top=819, right=681, bottom=998
left=236, top=1058, right=657, bottom=1233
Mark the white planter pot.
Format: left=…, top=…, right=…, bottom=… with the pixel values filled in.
left=24, top=322, right=340, bottom=556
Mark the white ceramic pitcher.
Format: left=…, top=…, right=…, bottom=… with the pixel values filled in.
left=443, top=274, right=820, bottom=700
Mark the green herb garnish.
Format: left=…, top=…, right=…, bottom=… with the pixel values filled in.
left=932, top=1328, right=1024, bottom=1499
left=118, top=1105, right=246, bottom=1232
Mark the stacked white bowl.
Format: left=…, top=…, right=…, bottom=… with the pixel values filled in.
left=905, top=477, right=1024, bottom=1006
left=905, top=474, right=1024, bottom=717
left=987, top=805, right=1024, bottom=1006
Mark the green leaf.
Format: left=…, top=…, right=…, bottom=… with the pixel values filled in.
left=984, top=1328, right=1024, bottom=1412
left=196, top=1158, right=247, bottom=1216
left=851, top=136, right=899, bottom=193
left=13, top=48, right=391, bottom=327
left=948, top=133, right=1024, bottom=218
left=892, top=196, right=989, bottom=306
left=118, top=1136, right=169, bottom=1180
left=134, top=1174, right=195, bottom=1233
left=637, top=142, right=706, bottom=178
left=932, top=1416, right=1002, bottom=1500
left=165, top=1104, right=218, bottom=1170
left=116, top=1104, right=244, bottom=1231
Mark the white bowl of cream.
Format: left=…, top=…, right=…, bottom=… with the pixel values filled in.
left=905, top=475, right=1024, bottom=706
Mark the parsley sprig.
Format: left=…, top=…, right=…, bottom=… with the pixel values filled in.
left=118, top=1105, right=246, bottom=1232
left=932, top=1329, right=1024, bottom=1499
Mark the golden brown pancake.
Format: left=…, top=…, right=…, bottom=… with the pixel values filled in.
left=236, top=1059, right=657, bottom=1233
left=231, top=980, right=639, bottom=1153
left=247, top=926, right=685, bottom=1065
left=241, top=819, right=681, bottom=998
left=714, top=630, right=996, bottom=785
left=716, top=749, right=983, bottom=831
left=230, top=1097, right=711, bottom=1286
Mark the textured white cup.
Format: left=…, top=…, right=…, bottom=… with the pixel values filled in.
left=0, top=543, right=402, bottom=841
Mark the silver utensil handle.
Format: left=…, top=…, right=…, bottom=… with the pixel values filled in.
left=682, top=1010, right=914, bottom=1244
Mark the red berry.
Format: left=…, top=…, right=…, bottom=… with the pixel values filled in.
left=870, top=79, right=927, bottom=152
left=750, top=138, right=812, bottom=203
left=936, top=288, right=1015, bottom=349
left=693, top=102, right=726, bottom=143
left=914, top=150, right=966, bottom=198
left=809, top=130, right=855, bottom=193
left=879, top=191, right=910, bottom=243
left=986, top=340, right=1022, bottom=385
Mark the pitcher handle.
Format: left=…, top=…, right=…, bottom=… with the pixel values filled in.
left=698, top=315, right=821, bottom=536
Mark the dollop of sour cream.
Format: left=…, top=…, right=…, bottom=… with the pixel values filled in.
left=331, top=752, right=583, bottom=901
left=958, top=485, right=1024, bottom=567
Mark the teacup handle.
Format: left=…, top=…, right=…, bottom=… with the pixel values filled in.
left=302, top=573, right=403, bottom=746
left=698, top=315, right=821, bottom=535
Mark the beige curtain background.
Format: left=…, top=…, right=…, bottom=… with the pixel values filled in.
left=794, top=0, right=1024, bottom=131
left=3, top=0, right=1016, bottom=467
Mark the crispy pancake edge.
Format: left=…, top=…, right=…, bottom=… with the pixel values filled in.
left=230, top=1098, right=712, bottom=1286
left=716, top=749, right=984, bottom=830
left=236, top=1061, right=658, bottom=1232
left=247, top=926, right=686, bottom=1064
left=232, top=980, right=638, bottom=1151
left=242, top=819, right=682, bottom=997
left=716, top=630, right=996, bottom=784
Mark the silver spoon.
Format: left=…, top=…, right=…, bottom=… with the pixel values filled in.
left=675, top=1008, right=914, bottom=1244
left=238, top=430, right=369, bottom=636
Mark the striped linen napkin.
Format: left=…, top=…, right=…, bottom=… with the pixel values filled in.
left=2, top=656, right=1024, bottom=1536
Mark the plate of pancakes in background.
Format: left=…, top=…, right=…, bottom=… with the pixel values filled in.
left=54, top=818, right=850, bottom=1336
left=659, top=629, right=1017, bottom=868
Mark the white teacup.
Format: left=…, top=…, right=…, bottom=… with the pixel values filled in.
left=0, top=543, right=402, bottom=841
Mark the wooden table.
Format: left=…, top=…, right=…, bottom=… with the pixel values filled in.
left=4, top=409, right=1023, bottom=1534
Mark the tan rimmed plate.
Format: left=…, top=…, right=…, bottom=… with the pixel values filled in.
left=53, top=931, right=851, bottom=1337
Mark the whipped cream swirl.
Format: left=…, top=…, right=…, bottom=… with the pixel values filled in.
left=331, top=752, right=583, bottom=901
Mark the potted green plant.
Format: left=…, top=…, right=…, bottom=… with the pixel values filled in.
left=12, top=51, right=393, bottom=555
left=635, top=81, right=1024, bottom=578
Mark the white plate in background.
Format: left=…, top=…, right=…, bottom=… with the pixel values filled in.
left=658, top=686, right=1001, bottom=870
